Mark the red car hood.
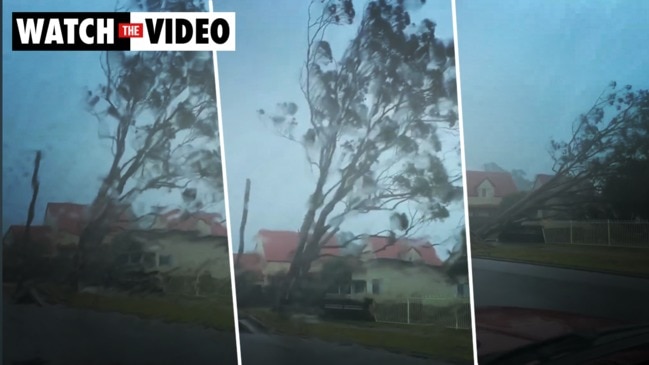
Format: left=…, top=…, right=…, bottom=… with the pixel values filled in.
left=475, top=306, right=624, bottom=357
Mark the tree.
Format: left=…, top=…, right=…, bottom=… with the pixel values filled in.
left=13, top=151, right=43, bottom=298
left=259, top=0, right=461, bottom=302
left=72, top=0, right=223, bottom=289
left=475, top=83, right=649, bottom=240
left=235, top=179, right=252, bottom=270
left=600, top=152, right=649, bottom=220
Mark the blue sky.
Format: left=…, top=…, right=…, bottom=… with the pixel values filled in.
left=456, top=0, right=649, bottom=177
left=215, top=0, right=464, bottom=258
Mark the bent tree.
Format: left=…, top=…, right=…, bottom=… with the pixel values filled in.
left=475, top=83, right=649, bottom=241
left=258, top=0, right=461, bottom=303
left=72, top=0, right=224, bottom=289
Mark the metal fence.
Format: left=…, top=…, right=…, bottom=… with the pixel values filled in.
left=373, top=296, right=472, bottom=329
left=542, top=220, right=649, bottom=247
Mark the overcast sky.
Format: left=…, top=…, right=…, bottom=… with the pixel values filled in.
left=456, top=0, right=649, bottom=177
left=8, top=1, right=643, bottom=259
left=2, top=0, right=225, bottom=235
left=215, top=0, right=464, bottom=258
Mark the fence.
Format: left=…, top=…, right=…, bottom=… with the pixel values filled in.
left=542, top=220, right=649, bottom=247
left=373, top=296, right=472, bottom=329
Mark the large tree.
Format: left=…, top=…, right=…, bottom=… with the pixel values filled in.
left=475, top=83, right=649, bottom=240
left=259, top=0, right=461, bottom=302
left=73, top=0, right=223, bottom=288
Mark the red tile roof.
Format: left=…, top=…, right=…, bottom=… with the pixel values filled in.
left=44, top=203, right=88, bottom=235
left=367, top=236, right=443, bottom=267
left=257, top=230, right=340, bottom=262
left=466, top=170, right=518, bottom=198
left=44, top=202, right=136, bottom=235
left=160, top=209, right=227, bottom=236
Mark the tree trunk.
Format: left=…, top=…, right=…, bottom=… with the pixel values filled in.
left=14, top=151, right=42, bottom=300
left=235, top=179, right=251, bottom=270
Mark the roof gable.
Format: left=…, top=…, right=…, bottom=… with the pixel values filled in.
left=365, top=236, right=443, bottom=267
left=157, top=209, right=227, bottom=237
left=466, top=170, right=518, bottom=197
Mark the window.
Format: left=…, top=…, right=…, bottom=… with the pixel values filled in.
left=481, top=188, right=487, bottom=197
left=352, top=280, right=366, bottom=294
left=159, top=254, right=172, bottom=266
left=371, top=279, right=382, bottom=295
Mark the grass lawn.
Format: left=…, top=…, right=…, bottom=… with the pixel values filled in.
left=243, top=308, right=474, bottom=364
left=69, top=293, right=236, bottom=331
left=472, top=243, right=649, bottom=277
left=5, top=283, right=236, bottom=332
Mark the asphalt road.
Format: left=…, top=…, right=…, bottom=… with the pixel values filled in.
left=238, top=333, right=457, bottom=365
left=3, top=303, right=459, bottom=365
left=471, top=258, right=649, bottom=323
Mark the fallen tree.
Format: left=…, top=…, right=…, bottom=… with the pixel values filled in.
left=474, top=83, right=649, bottom=242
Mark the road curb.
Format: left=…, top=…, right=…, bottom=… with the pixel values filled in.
left=471, top=255, right=649, bottom=279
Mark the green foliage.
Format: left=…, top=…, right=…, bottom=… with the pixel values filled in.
left=479, top=84, right=649, bottom=237
left=258, top=1, right=460, bottom=276
left=601, top=159, right=649, bottom=219
left=550, top=84, right=649, bottom=180
left=84, top=0, right=223, bottom=222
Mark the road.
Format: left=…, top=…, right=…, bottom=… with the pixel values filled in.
left=3, top=303, right=459, bottom=365
left=471, top=258, right=649, bottom=323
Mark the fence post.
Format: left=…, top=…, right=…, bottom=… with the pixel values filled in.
left=406, top=297, right=410, bottom=324
left=607, top=220, right=611, bottom=246
left=570, top=220, right=573, bottom=244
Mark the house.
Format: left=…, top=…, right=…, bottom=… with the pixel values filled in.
left=324, top=235, right=463, bottom=302
left=360, top=235, right=443, bottom=266
left=110, top=208, right=230, bottom=279
left=466, top=170, right=519, bottom=228
left=233, top=252, right=265, bottom=283
left=236, top=229, right=464, bottom=302
left=43, top=202, right=137, bottom=247
left=2, top=225, right=56, bottom=257
left=151, top=209, right=227, bottom=236
left=110, top=229, right=231, bottom=279
left=251, top=229, right=341, bottom=279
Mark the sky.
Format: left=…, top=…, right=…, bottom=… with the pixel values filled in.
left=7, top=1, right=646, bottom=260
left=2, top=0, right=225, bottom=235
left=456, top=0, right=649, bottom=177
left=215, top=0, right=465, bottom=258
